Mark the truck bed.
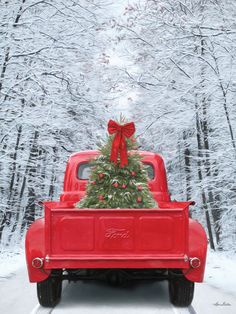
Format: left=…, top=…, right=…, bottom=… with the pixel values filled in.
left=43, top=201, right=190, bottom=269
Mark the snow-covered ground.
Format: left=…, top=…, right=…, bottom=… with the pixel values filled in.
left=0, top=249, right=37, bottom=314
left=0, top=249, right=25, bottom=280
left=0, top=248, right=236, bottom=313
left=205, top=249, right=236, bottom=297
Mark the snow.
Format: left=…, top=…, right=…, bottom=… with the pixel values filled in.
left=0, top=248, right=25, bottom=281
left=205, top=249, right=236, bottom=297
left=0, top=251, right=37, bottom=314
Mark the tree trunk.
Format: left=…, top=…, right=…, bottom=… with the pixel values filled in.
left=48, top=147, right=59, bottom=199
left=20, top=129, right=39, bottom=234
left=0, top=47, right=10, bottom=92
left=201, top=100, right=221, bottom=244
left=8, top=125, right=22, bottom=198
left=199, top=34, right=221, bottom=245
left=0, top=0, right=26, bottom=92
left=7, top=129, right=39, bottom=243
left=195, top=102, right=215, bottom=250
left=222, top=92, right=236, bottom=155
left=183, top=131, right=192, bottom=202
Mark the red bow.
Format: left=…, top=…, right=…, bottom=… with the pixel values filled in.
left=108, top=119, right=135, bottom=167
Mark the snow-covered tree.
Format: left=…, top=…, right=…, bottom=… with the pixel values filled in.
left=111, top=0, right=236, bottom=251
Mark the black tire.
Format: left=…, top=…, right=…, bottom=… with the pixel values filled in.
left=168, top=272, right=194, bottom=307
left=37, top=271, right=62, bottom=307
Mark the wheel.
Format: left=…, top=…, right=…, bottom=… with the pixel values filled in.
left=168, top=272, right=194, bottom=307
left=37, top=270, right=62, bottom=307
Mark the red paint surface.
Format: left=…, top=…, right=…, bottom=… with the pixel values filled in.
left=25, top=218, right=51, bottom=282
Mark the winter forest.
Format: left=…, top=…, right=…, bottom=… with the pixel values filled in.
left=0, top=0, right=236, bottom=255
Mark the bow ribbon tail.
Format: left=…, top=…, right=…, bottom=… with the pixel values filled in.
left=110, top=132, right=121, bottom=164
left=119, top=134, right=128, bottom=167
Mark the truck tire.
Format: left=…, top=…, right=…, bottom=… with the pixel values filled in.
left=37, top=271, right=62, bottom=307
left=168, top=273, right=194, bottom=307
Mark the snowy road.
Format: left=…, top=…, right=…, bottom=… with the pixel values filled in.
left=1, top=266, right=236, bottom=314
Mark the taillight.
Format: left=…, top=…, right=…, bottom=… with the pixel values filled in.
left=32, top=257, right=44, bottom=269
left=190, top=257, right=201, bottom=268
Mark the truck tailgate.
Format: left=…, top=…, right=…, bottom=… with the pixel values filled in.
left=44, top=202, right=189, bottom=269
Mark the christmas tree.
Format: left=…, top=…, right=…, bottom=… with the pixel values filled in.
left=76, top=117, right=157, bottom=209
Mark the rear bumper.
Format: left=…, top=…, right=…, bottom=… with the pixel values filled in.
left=43, top=254, right=190, bottom=269
left=29, top=250, right=205, bottom=283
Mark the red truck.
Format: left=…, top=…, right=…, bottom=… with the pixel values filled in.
left=25, top=150, right=207, bottom=308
